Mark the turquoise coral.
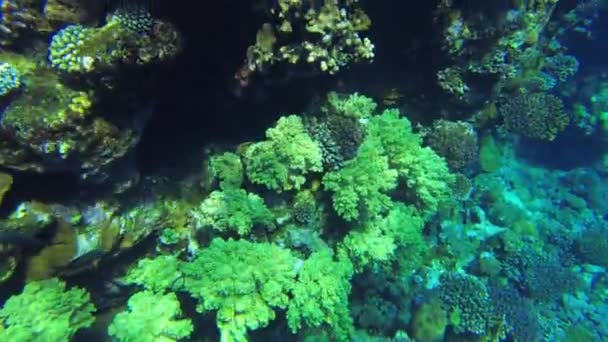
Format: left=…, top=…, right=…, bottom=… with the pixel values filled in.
left=48, top=25, right=95, bottom=73
left=108, top=291, right=193, bottom=342
left=0, top=278, right=95, bottom=342
left=0, top=62, right=20, bottom=96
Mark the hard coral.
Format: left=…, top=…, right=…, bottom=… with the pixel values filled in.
left=425, top=120, right=479, bottom=171
left=438, top=272, right=495, bottom=336
left=0, top=62, right=21, bottom=96
left=499, top=92, right=570, bottom=141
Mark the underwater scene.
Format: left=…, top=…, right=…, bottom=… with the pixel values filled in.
left=1, top=0, right=608, bottom=341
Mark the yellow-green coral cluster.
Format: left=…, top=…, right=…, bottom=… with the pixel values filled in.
left=0, top=278, right=95, bottom=341
left=180, top=238, right=298, bottom=342
left=108, top=291, right=193, bottom=342
left=245, top=115, right=323, bottom=192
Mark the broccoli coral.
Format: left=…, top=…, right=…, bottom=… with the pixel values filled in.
left=287, top=250, right=355, bottom=341
left=180, top=238, right=298, bottom=342
left=123, top=255, right=182, bottom=293
left=245, top=115, right=323, bottom=191
left=48, top=25, right=95, bottom=73
left=0, top=278, right=95, bottom=341
left=190, top=188, right=275, bottom=236
left=209, top=152, right=244, bottom=190
left=323, top=140, right=398, bottom=221
left=324, top=91, right=377, bottom=119
left=340, top=203, right=425, bottom=271
left=366, top=109, right=454, bottom=214
left=108, top=291, right=193, bottom=342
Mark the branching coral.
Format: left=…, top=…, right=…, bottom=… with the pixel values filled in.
left=287, top=250, right=355, bottom=341
left=190, top=188, right=275, bottom=236
left=108, top=291, right=193, bottom=342
left=499, top=92, right=569, bottom=141
left=180, top=238, right=298, bottom=342
left=0, top=278, right=95, bottom=341
left=245, top=115, right=323, bottom=192
left=438, top=272, right=496, bottom=336
left=425, top=120, right=479, bottom=170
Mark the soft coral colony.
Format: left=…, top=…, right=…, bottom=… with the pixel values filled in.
left=0, top=1, right=607, bottom=342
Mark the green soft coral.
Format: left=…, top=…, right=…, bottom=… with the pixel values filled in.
left=245, top=115, right=323, bottom=191
left=0, top=278, right=95, bottom=342
left=323, top=140, right=398, bottom=221
left=324, top=91, right=377, bottom=119
left=209, top=152, right=244, bottom=190
left=190, top=188, right=275, bottom=236
left=340, top=203, right=425, bottom=271
left=287, top=250, right=355, bottom=341
left=180, top=238, right=298, bottom=342
left=108, top=291, right=193, bottom=342
left=366, top=109, right=454, bottom=214
left=123, top=255, right=182, bottom=293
